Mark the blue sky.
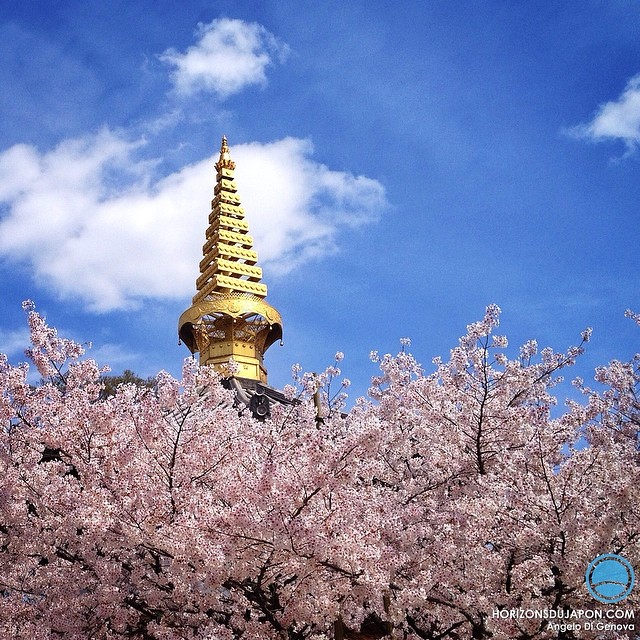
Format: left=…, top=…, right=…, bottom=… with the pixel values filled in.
left=0, top=0, right=639, bottom=400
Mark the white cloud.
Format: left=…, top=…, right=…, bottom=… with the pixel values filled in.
left=569, top=74, right=640, bottom=150
left=160, top=18, right=289, bottom=98
left=0, top=19, right=385, bottom=312
left=0, top=132, right=386, bottom=312
left=86, top=342, right=143, bottom=371
left=0, top=327, right=30, bottom=358
left=233, top=138, right=385, bottom=271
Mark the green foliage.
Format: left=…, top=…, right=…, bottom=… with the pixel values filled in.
left=100, top=369, right=155, bottom=397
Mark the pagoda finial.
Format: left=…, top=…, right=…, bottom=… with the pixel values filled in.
left=178, top=136, right=282, bottom=383
left=216, top=135, right=235, bottom=171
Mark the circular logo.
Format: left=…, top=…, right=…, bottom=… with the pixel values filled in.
left=585, top=553, right=635, bottom=604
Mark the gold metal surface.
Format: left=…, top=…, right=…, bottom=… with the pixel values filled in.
left=179, top=292, right=283, bottom=327
left=178, top=137, right=283, bottom=382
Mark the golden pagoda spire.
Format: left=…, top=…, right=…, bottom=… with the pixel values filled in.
left=178, top=136, right=283, bottom=383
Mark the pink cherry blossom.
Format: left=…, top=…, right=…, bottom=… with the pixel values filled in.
left=0, top=302, right=637, bottom=639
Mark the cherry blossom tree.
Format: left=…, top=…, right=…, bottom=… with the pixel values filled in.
left=359, top=307, right=638, bottom=639
left=0, top=302, right=637, bottom=639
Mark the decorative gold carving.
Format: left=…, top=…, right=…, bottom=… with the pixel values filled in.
left=180, top=292, right=282, bottom=326
left=200, top=242, right=258, bottom=265
left=215, top=228, right=254, bottom=246
left=215, top=258, right=262, bottom=279
left=215, top=136, right=235, bottom=171
left=218, top=214, right=249, bottom=230
left=192, top=321, right=211, bottom=351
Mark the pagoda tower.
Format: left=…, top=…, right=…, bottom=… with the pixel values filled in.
left=178, top=137, right=283, bottom=384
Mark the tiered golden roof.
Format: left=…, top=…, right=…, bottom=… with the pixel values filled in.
left=178, top=137, right=282, bottom=383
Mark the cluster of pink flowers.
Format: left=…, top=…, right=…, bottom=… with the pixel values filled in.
left=0, top=303, right=637, bottom=639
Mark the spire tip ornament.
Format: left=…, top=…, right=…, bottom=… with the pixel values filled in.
left=215, top=135, right=235, bottom=171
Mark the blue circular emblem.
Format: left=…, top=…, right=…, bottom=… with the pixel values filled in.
left=585, top=553, right=635, bottom=604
